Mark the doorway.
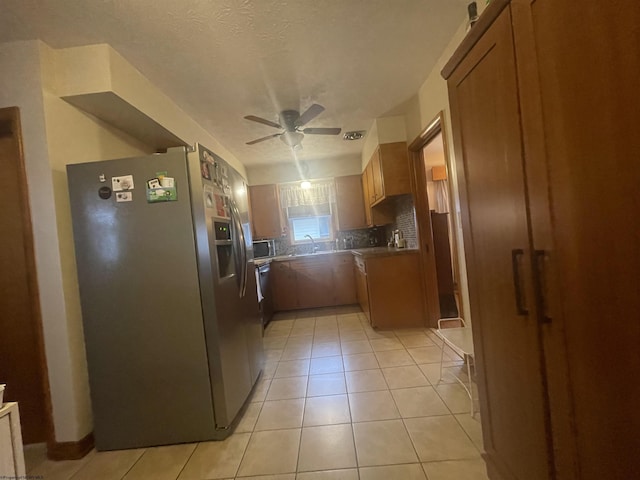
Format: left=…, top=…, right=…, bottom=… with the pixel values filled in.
left=0, top=107, right=53, bottom=445
left=409, top=112, right=465, bottom=324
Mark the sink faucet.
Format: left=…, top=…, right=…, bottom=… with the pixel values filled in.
left=304, top=234, right=318, bottom=253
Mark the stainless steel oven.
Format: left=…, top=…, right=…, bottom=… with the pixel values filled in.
left=253, top=239, right=276, bottom=259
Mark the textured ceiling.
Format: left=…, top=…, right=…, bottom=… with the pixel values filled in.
left=0, top=0, right=467, bottom=167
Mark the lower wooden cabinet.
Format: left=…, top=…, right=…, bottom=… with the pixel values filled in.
left=333, top=255, right=357, bottom=306
left=294, top=258, right=334, bottom=308
left=356, top=252, right=425, bottom=329
left=271, top=253, right=356, bottom=310
left=354, top=256, right=369, bottom=319
left=271, top=261, right=297, bottom=311
left=272, top=251, right=425, bottom=328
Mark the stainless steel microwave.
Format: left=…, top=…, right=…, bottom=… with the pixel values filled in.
left=253, top=239, right=276, bottom=258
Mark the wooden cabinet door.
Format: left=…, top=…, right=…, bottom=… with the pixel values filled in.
left=332, top=256, right=357, bottom=305
left=293, top=260, right=333, bottom=308
left=378, top=142, right=411, bottom=197
left=370, top=148, right=384, bottom=202
left=366, top=254, right=424, bottom=329
left=361, top=173, right=372, bottom=226
left=354, top=260, right=369, bottom=320
left=249, top=184, right=281, bottom=239
left=515, top=2, right=640, bottom=478
left=365, top=161, right=376, bottom=206
left=447, top=7, right=550, bottom=480
left=335, top=175, right=367, bottom=231
left=271, top=262, right=297, bottom=310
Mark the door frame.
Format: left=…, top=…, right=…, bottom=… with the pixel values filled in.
left=408, top=110, right=465, bottom=325
left=0, top=107, right=55, bottom=449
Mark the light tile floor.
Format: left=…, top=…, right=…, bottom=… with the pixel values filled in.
left=23, top=306, right=487, bottom=479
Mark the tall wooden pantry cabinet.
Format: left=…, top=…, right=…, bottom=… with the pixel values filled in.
left=442, top=1, right=639, bottom=480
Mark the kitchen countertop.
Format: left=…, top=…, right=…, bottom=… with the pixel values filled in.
left=253, top=247, right=418, bottom=266
left=351, top=246, right=419, bottom=258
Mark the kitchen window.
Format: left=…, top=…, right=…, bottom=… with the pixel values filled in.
left=287, top=205, right=333, bottom=243
left=279, top=180, right=336, bottom=244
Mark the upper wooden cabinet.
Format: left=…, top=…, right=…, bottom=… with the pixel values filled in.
left=443, top=1, right=639, bottom=479
left=361, top=172, right=372, bottom=226
left=334, top=175, right=367, bottom=231
left=360, top=152, right=396, bottom=227
left=366, top=142, right=411, bottom=206
left=248, top=184, right=282, bottom=239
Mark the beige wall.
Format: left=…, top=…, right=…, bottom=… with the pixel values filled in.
left=360, top=115, right=407, bottom=170
left=248, top=154, right=361, bottom=186
left=0, top=40, right=88, bottom=441
left=40, top=42, right=154, bottom=440
left=404, top=12, right=488, bottom=323
left=0, top=39, right=252, bottom=442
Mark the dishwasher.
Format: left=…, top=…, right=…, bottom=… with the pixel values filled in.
left=257, top=263, right=273, bottom=327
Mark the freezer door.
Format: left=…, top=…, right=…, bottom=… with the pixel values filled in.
left=188, top=146, right=262, bottom=427
left=228, top=165, right=264, bottom=385
left=67, top=149, right=216, bottom=450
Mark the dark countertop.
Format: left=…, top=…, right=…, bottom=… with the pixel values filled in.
left=254, top=247, right=418, bottom=266
left=351, top=247, right=419, bottom=258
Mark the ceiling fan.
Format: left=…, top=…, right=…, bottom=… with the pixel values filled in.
left=244, top=104, right=341, bottom=149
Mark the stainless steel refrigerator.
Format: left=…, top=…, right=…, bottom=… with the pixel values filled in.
left=67, top=144, right=263, bottom=450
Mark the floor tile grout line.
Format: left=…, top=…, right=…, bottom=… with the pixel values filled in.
left=172, top=442, right=199, bottom=480
left=120, top=448, right=148, bottom=480
left=266, top=308, right=485, bottom=477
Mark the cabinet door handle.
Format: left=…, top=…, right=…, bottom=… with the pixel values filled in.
left=534, top=249, right=552, bottom=324
left=511, top=249, right=528, bottom=316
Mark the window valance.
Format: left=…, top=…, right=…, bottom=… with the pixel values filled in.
left=279, top=181, right=336, bottom=208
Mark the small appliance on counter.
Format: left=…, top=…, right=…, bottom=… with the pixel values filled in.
left=390, top=229, right=407, bottom=248
left=253, top=239, right=276, bottom=258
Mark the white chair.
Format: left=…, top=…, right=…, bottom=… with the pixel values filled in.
left=435, top=317, right=476, bottom=416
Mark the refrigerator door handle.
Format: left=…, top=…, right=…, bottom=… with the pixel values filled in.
left=230, top=199, right=248, bottom=298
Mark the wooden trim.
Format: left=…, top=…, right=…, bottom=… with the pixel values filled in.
left=408, top=111, right=466, bottom=325
left=437, top=112, right=463, bottom=317
left=409, top=148, right=439, bottom=327
left=0, top=107, right=56, bottom=449
left=408, top=114, right=445, bottom=151
left=47, top=432, right=95, bottom=461
left=441, top=0, right=510, bottom=79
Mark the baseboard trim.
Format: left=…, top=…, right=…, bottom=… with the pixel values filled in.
left=47, top=431, right=94, bottom=460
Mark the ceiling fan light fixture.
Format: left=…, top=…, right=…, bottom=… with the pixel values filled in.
left=343, top=130, right=366, bottom=141
left=280, top=131, right=304, bottom=147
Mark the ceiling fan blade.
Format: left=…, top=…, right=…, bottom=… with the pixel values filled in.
left=295, top=104, right=325, bottom=127
left=302, top=127, right=342, bottom=135
left=244, top=115, right=282, bottom=129
left=246, top=133, right=281, bottom=145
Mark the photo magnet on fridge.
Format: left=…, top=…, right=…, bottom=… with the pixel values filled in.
left=200, top=162, right=211, bottom=180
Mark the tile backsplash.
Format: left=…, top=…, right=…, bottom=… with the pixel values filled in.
left=273, top=227, right=387, bottom=256
left=272, top=194, right=418, bottom=255
left=384, top=194, right=418, bottom=248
